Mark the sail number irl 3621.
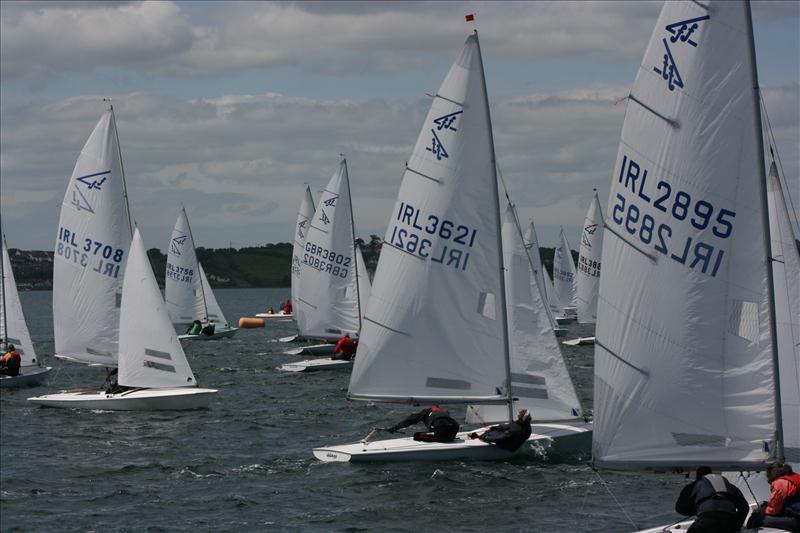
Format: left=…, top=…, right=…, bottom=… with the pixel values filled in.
left=57, top=226, right=125, bottom=278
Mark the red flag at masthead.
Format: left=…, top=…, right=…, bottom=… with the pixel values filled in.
left=465, top=13, right=475, bottom=22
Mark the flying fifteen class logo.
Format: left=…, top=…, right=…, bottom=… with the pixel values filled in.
left=426, top=110, right=463, bottom=161
left=654, top=14, right=710, bottom=91
left=170, top=235, right=187, bottom=255
left=70, top=170, right=111, bottom=213
left=582, top=223, right=599, bottom=248
left=319, top=195, right=338, bottom=225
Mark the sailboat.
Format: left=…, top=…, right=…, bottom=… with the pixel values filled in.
left=552, top=227, right=578, bottom=322
left=590, top=1, right=798, bottom=530
left=166, top=209, right=237, bottom=341
left=314, top=28, right=580, bottom=462
left=278, top=158, right=367, bottom=371
left=0, top=237, right=52, bottom=388
left=29, top=229, right=216, bottom=410
left=524, top=220, right=567, bottom=338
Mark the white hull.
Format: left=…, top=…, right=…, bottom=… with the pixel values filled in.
left=255, top=312, right=293, bottom=319
left=178, top=327, right=238, bottom=341
left=28, top=387, right=217, bottom=410
left=278, top=357, right=352, bottom=373
left=279, top=335, right=299, bottom=343
left=313, top=420, right=592, bottom=463
left=562, top=336, right=596, bottom=346
left=0, top=366, right=53, bottom=388
left=282, top=343, right=336, bottom=356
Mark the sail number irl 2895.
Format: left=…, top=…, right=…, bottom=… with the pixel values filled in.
left=57, top=226, right=125, bottom=278
left=385, top=201, right=477, bottom=272
left=610, top=155, right=736, bottom=277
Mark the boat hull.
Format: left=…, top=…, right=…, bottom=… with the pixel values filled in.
left=255, top=312, right=293, bottom=319
left=562, top=336, right=596, bottom=346
left=278, top=357, right=352, bottom=372
left=313, top=421, right=592, bottom=462
left=0, top=366, right=53, bottom=389
left=282, top=343, right=336, bottom=356
left=178, top=327, right=238, bottom=341
left=27, top=387, right=217, bottom=410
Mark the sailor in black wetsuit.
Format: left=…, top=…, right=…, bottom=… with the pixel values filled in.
left=675, top=466, right=749, bottom=533
left=468, top=408, right=532, bottom=452
left=387, top=406, right=460, bottom=443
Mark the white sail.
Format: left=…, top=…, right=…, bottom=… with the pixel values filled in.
left=53, top=108, right=131, bottom=366
left=593, top=1, right=778, bottom=470
left=524, top=221, right=561, bottom=329
left=468, top=206, right=583, bottom=423
left=1, top=241, right=38, bottom=367
left=293, top=185, right=316, bottom=332
left=553, top=228, right=577, bottom=312
left=349, top=34, right=508, bottom=404
left=118, top=229, right=197, bottom=389
left=355, top=245, right=371, bottom=323
left=576, top=193, right=604, bottom=324
left=165, top=209, right=204, bottom=324
left=297, top=160, right=361, bottom=340
left=768, top=162, right=800, bottom=462
left=197, top=264, right=227, bottom=325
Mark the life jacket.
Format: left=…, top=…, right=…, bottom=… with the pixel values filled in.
left=779, top=473, right=800, bottom=518
left=335, top=337, right=356, bottom=356
left=2, top=351, right=21, bottom=375
left=693, top=474, right=738, bottom=516
left=426, top=407, right=457, bottom=429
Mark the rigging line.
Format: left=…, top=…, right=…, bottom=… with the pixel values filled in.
left=591, top=468, right=639, bottom=531
left=739, top=472, right=760, bottom=505
left=760, top=92, right=800, bottom=236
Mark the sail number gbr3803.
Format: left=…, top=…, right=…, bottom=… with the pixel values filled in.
left=385, top=201, right=477, bottom=272
left=610, top=154, right=736, bottom=278
left=57, top=225, right=125, bottom=278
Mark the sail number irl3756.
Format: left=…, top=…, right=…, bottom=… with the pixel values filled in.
left=610, top=155, right=736, bottom=277
left=57, top=226, right=125, bottom=278
left=386, top=201, right=477, bottom=272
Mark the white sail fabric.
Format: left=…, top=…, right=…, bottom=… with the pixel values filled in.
left=297, top=160, right=360, bottom=340
left=524, top=221, right=560, bottom=330
left=576, top=193, right=604, bottom=324
left=553, top=228, right=577, bottom=312
left=349, top=34, right=508, bottom=404
left=1, top=241, right=38, bottom=367
left=767, top=162, right=800, bottom=462
left=293, top=185, right=316, bottom=332
left=165, top=209, right=204, bottom=324
left=593, top=1, right=777, bottom=470
left=355, top=246, right=371, bottom=324
left=197, top=264, right=227, bottom=325
left=468, top=206, right=583, bottom=423
left=118, top=229, right=196, bottom=389
left=53, top=108, right=131, bottom=366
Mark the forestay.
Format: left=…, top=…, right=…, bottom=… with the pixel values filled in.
left=1, top=240, right=38, bottom=367
left=297, top=160, right=361, bottom=340
left=53, top=108, right=132, bottom=366
left=553, top=228, right=577, bottom=312
left=467, top=206, right=582, bottom=423
left=576, top=193, right=604, bottom=324
left=293, top=185, right=316, bottom=333
left=768, top=162, right=800, bottom=462
left=593, top=1, right=778, bottom=470
left=349, top=34, right=509, bottom=404
left=118, top=229, right=197, bottom=389
left=166, top=209, right=205, bottom=324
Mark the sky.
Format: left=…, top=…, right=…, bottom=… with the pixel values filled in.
left=1, top=0, right=798, bottom=251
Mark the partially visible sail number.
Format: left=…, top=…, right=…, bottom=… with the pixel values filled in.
left=610, top=155, right=735, bottom=278
left=56, top=226, right=124, bottom=278
left=166, top=262, right=193, bottom=283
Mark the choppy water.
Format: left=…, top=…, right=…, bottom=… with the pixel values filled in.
left=2, top=288, right=690, bottom=532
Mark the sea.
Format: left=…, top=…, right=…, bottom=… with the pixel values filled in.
left=1, top=288, right=691, bottom=533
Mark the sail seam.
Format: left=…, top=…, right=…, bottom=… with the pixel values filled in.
left=308, top=224, right=330, bottom=235
left=628, top=95, right=679, bottom=128
left=297, top=297, right=318, bottom=310
left=363, top=315, right=410, bottom=336
left=603, top=222, right=658, bottom=262
left=595, top=339, right=649, bottom=376
left=405, top=165, right=442, bottom=184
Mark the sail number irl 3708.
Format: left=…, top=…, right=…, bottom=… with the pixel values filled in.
left=57, top=226, right=125, bottom=278
left=386, top=201, right=477, bottom=272
left=610, top=155, right=736, bottom=277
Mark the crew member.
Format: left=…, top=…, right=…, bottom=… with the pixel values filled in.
left=387, top=406, right=460, bottom=443
left=468, top=409, right=533, bottom=452
left=186, top=320, right=202, bottom=335
left=201, top=320, right=215, bottom=336
left=748, top=462, right=800, bottom=531
left=0, top=344, right=21, bottom=376
left=675, top=466, right=749, bottom=533
left=331, top=333, right=357, bottom=361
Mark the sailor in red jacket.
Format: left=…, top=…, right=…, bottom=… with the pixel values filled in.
left=0, top=344, right=22, bottom=377
left=331, top=333, right=357, bottom=361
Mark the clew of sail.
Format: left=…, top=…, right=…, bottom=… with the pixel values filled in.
left=348, top=34, right=508, bottom=404
left=53, top=108, right=132, bottom=366
left=593, top=1, right=778, bottom=470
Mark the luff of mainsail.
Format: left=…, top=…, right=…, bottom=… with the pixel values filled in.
left=348, top=32, right=511, bottom=406
left=592, top=0, right=780, bottom=471
left=53, top=106, right=133, bottom=366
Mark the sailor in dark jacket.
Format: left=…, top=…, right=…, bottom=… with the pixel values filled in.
left=675, top=466, right=750, bottom=533
left=387, top=406, right=460, bottom=443
left=468, top=409, right=533, bottom=452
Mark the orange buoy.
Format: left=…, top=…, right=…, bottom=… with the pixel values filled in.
left=238, top=317, right=265, bottom=329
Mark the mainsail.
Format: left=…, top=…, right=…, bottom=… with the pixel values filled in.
left=297, top=160, right=361, bottom=340
left=575, top=193, right=604, bottom=324
left=292, top=185, right=316, bottom=330
left=1, top=240, right=38, bottom=367
left=349, top=33, right=510, bottom=404
left=53, top=107, right=132, bottom=366
left=593, top=0, right=779, bottom=470
left=553, top=228, right=577, bottom=312
left=118, top=229, right=197, bottom=389
left=524, top=221, right=561, bottom=330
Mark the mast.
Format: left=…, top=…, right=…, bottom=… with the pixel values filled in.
left=183, top=208, right=210, bottom=321
left=0, top=210, right=6, bottom=349
left=107, top=101, right=134, bottom=240
left=474, top=29, right=514, bottom=423
left=745, top=0, right=784, bottom=462
left=343, top=157, right=363, bottom=333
